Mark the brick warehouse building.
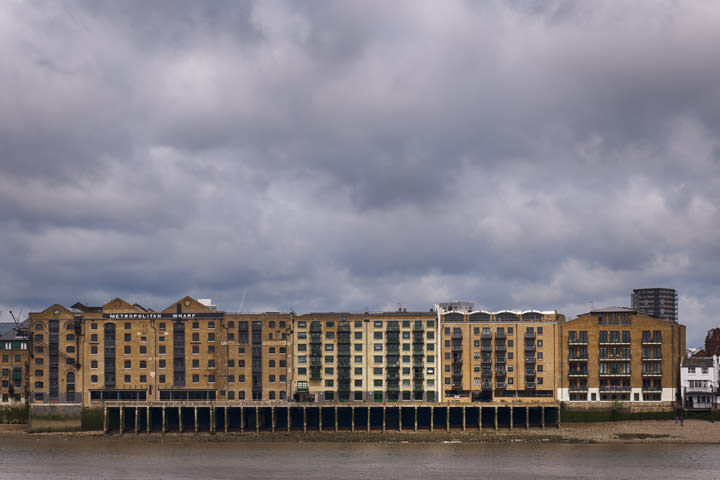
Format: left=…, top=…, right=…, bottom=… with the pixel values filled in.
left=28, top=297, right=293, bottom=405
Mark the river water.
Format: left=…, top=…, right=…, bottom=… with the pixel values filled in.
left=1, top=436, right=718, bottom=479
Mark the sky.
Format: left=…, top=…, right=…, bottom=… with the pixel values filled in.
left=1, top=0, right=719, bottom=346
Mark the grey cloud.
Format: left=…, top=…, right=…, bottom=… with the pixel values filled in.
left=1, top=1, right=719, bottom=347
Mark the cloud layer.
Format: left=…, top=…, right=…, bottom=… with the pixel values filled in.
left=1, top=1, right=719, bottom=345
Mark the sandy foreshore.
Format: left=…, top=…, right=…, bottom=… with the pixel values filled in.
left=1, top=419, right=717, bottom=443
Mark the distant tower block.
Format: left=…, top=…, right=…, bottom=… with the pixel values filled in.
left=631, top=288, right=678, bottom=323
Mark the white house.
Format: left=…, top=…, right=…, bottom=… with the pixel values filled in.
left=680, top=356, right=719, bottom=410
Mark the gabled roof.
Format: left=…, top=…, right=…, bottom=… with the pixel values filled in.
left=682, top=357, right=715, bottom=368
left=103, top=297, right=147, bottom=313
left=161, top=296, right=218, bottom=314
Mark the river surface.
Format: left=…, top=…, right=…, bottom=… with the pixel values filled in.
left=0, top=436, right=719, bottom=479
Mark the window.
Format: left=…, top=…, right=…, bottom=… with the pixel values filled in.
left=325, top=356, right=334, bottom=363
left=298, top=344, right=307, bottom=352
left=239, top=360, right=245, bottom=367
left=90, top=334, right=98, bottom=342
left=280, top=375, right=286, bottom=383
left=192, top=359, right=199, bottom=369
left=355, top=332, right=363, bottom=339
left=228, top=359, right=235, bottom=368
left=91, top=346, right=98, bottom=355
left=140, top=375, right=147, bottom=383
left=66, top=346, right=75, bottom=353
left=374, top=321, right=382, bottom=328
left=537, top=340, right=543, bottom=347
left=124, top=375, right=131, bottom=383
left=159, top=360, right=166, bottom=368
left=192, top=333, right=199, bottom=342
left=91, top=323, right=97, bottom=330
left=373, top=344, right=383, bottom=351
left=325, top=332, right=335, bottom=340
left=91, top=375, right=98, bottom=383
left=269, top=375, right=276, bottom=383
left=373, top=367, right=383, bottom=375
left=159, top=345, right=166, bottom=354
left=374, top=379, right=382, bottom=387
left=238, top=375, right=245, bottom=383
left=34, top=369, right=43, bottom=377
left=159, top=322, right=166, bottom=330
left=140, top=345, right=147, bottom=354
left=355, top=379, right=363, bottom=387
left=208, top=333, right=215, bottom=342
left=297, top=321, right=306, bottom=328
left=124, top=333, right=131, bottom=342
left=66, top=333, right=75, bottom=341
left=124, top=323, right=131, bottom=330
left=208, top=360, right=215, bottom=368
left=91, top=360, right=98, bottom=368
left=124, top=346, right=131, bottom=354
left=374, top=355, right=383, bottom=363
left=192, top=321, right=199, bottom=330
left=537, top=327, right=543, bottom=335
left=355, top=344, right=363, bottom=351
left=159, top=375, right=166, bottom=383
left=192, top=345, right=199, bottom=354
left=374, top=331, right=383, bottom=339
left=355, top=355, right=363, bottom=363
left=192, top=375, right=199, bottom=383
left=124, top=360, right=132, bottom=368
left=238, top=391, right=245, bottom=400
left=269, top=347, right=276, bottom=354
left=326, top=379, right=334, bottom=387
left=325, top=344, right=334, bottom=351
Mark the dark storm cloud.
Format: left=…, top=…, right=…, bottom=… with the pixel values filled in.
left=1, top=0, right=720, bottom=345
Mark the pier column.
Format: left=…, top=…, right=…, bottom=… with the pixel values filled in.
left=240, top=406, right=244, bottom=433
left=178, top=407, right=183, bottom=433
left=211, top=406, right=216, bottom=434
left=146, top=406, right=151, bottom=434
left=557, top=406, right=561, bottom=428
left=162, top=407, right=166, bottom=434
left=194, top=407, right=198, bottom=433
left=541, top=406, right=545, bottom=429
left=103, top=406, right=108, bottom=433
left=478, top=406, right=482, bottom=431
left=446, top=406, right=450, bottom=432
left=119, top=407, right=124, bottom=435
left=255, top=406, right=259, bottom=433
left=494, top=406, right=498, bottom=430
left=319, top=406, right=323, bottom=432
left=334, top=406, right=338, bottom=432
left=351, top=406, right=355, bottom=432
left=414, top=406, right=418, bottom=432
left=225, top=407, right=229, bottom=434
left=287, top=407, right=291, bottom=433
left=271, top=406, right=276, bottom=433
left=134, top=406, right=139, bottom=434
left=382, top=406, right=386, bottom=433
left=509, top=406, right=513, bottom=430
left=302, top=406, right=307, bottom=433
left=462, top=406, right=466, bottom=432
left=398, top=406, right=402, bottom=432
left=366, top=407, right=370, bottom=432
left=526, top=406, right=529, bottom=430
left=430, top=407, right=434, bottom=432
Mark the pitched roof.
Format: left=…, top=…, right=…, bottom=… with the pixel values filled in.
left=682, top=357, right=715, bottom=368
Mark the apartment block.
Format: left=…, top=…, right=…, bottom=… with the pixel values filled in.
left=293, top=312, right=438, bottom=402
left=559, top=307, right=685, bottom=404
left=437, top=307, right=564, bottom=402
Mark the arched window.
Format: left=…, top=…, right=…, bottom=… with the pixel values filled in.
left=66, top=372, right=76, bottom=402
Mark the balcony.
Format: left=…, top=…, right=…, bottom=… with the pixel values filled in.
left=413, top=373, right=424, bottom=380
left=495, top=382, right=506, bottom=389
left=599, top=356, right=632, bottom=361
left=452, top=332, right=463, bottom=339
left=641, top=337, right=662, bottom=345
left=495, top=331, right=506, bottom=339
left=599, top=371, right=632, bottom=377
left=568, top=356, right=588, bottom=361
left=569, top=385, right=588, bottom=392
left=568, top=370, right=588, bottom=377
left=568, top=339, right=588, bottom=345
left=685, top=384, right=714, bottom=393
left=525, top=357, right=536, bottom=364
left=495, top=367, right=506, bottom=375
left=481, top=344, right=492, bottom=351
left=525, top=369, right=536, bottom=376
left=386, top=336, right=400, bottom=344
left=600, top=385, right=631, bottom=392
left=525, top=331, right=536, bottom=339
left=413, top=348, right=424, bottom=355
left=481, top=332, right=492, bottom=339
left=642, top=356, right=663, bottom=361
left=495, top=357, right=506, bottom=364
left=385, top=347, right=400, bottom=355
left=495, top=344, right=506, bottom=352
left=413, top=324, right=424, bottom=332
left=452, top=382, right=464, bottom=390
left=642, top=370, right=663, bottom=377
left=387, top=324, right=399, bottom=332
left=642, top=386, right=663, bottom=392
left=524, top=344, right=536, bottom=352
left=525, top=382, right=536, bottom=389
left=452, top=345, right=463, bottom=352
left=481, top=382, right=492, bottom=389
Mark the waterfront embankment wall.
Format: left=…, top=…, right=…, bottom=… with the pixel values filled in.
left=28, top=404, right=82, bottom=433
